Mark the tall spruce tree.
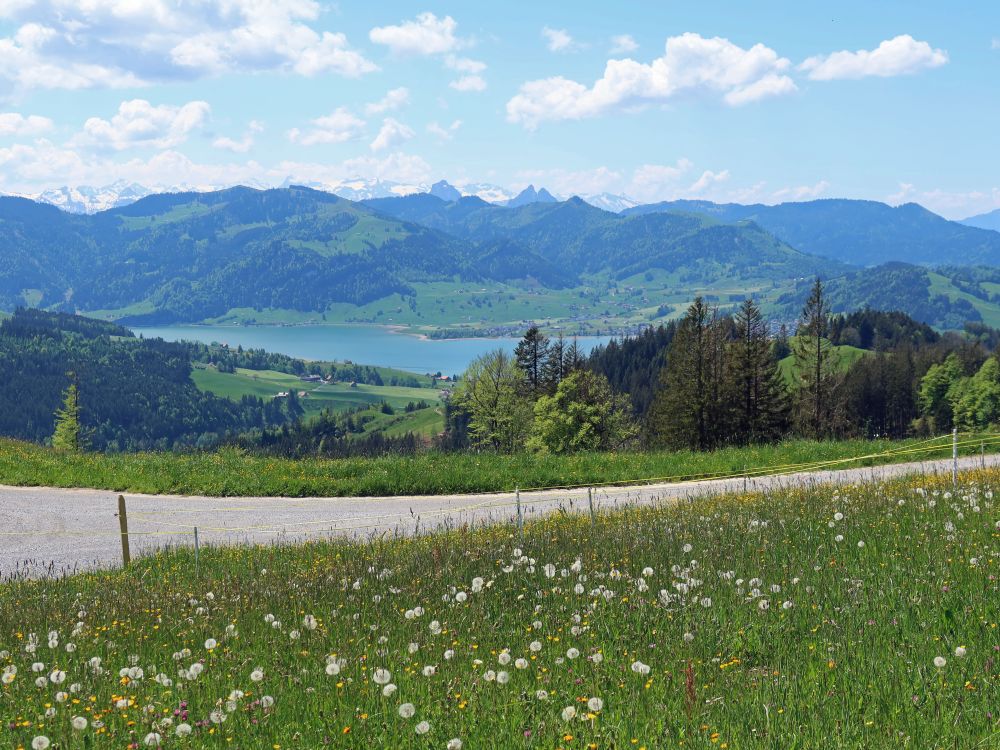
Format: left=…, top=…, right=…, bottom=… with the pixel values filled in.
left=647, top=297, right=728, bottom=450
left=793, top=278, right=839, bottom=438
left=515, top=326, right=550, bottom=396
left=52, top=374, right=84, bottom=452
left=541, top=333, right=567, bottom=393
left=730, top=299, right=790, bottom=443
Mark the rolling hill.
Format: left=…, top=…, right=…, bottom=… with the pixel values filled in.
left=623, top=198, right=1000, bottom=267
left=773, top=262, right=1000, bottom=329
left=0, top=186, right=571, bottom=324
left=364, top=194, right=844, bottom=282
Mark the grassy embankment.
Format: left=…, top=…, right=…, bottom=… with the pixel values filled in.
left=1, top=467, right=997, bottom=748
left=0, top=434, right=993, bottom=497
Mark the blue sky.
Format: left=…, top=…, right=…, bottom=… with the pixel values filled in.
left=0, top=1, right=997, bottom=217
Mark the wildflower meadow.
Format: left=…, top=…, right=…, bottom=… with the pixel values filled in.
left=2, top=470, right=998, bottom=749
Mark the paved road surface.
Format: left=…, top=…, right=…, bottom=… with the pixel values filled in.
left=2, top=454, right=995, bottom=578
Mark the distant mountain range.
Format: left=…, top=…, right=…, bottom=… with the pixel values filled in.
left=2, top=183, right=1000, bottom=329
left=960, top=208, right=1000, bottom=232
left=623, top=199, right=1000, bottom=267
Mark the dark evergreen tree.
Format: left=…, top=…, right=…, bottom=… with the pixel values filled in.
left=514, top=326, right=550, bottom=396
left=542, top=333, right=567, bottom=393
left=729, top=299, right=790, bottom=443
left=793, top=278, right=840, bottom=438
left=647, top=297, right=729, bottom=450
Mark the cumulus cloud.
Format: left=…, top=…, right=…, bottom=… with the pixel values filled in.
left=365, top=87, right=410, bottom=116
left=427, top=120, right=462, bottom=141
left=370, top=118, right=415, bottom=152
left=507, top=33, right=796, bottom=129
left=542, top=27, right=574, bottom=53
left=771, top=180, right=830, bottom=201
left=288, top=108, right=365, bottom=146
left=0, top=0, right=377, bottom=91
left=449, top=75, right=487, bottom=92
left=445, top=55, right=487, bottom=91
left=0, top=112, right=54, bottom=136
left=610, top=34, right=638, bottom=54
left=213, top=120, right=262, bottom=153
left=76, top=99, right=210, bottom=150
left=993, top=38, right=1000, bottom=50
left=369, top=12, right=460, bottom=55
left=800, top=35, right=947, bottom=80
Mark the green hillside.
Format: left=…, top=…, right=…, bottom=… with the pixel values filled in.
left=778, top=342, right=869, bottom=383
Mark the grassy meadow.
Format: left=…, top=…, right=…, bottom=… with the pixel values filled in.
left=190, top=367, right=447, bottom=438
left=2, top=469, right=998, bottom=748
left=0, top=435, right=994, bottom=498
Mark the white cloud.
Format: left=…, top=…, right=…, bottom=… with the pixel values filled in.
left=507, top=33, right=796, bottom=128
left=770, top=180, right=831, bottom=201
left=0, top=1, right=377, bottom=91
left=449, top=75, right=487, bottom=92
left=800, top=35, right=947, bottom=80
left=0, top=112, right=54, bottom=136
left=77, top=99, right=210, bottom=150
left=887, top=182, right=1000, bottom=219
left=991, top=38, right=1000, bottom=50
left=365, top=87, right=410, bottom=116
left=445, top=55, right=487, bottom=91
left=629, top=159, right=695, bottom=201
left=370, top=118, right=415, bottom=152
left=445, top=55, right=486, bottom=74
left=689, top=169, right=731, bottom=194
left=288, top=108, right=365, bottom=146
left=427, top=120, right=462, bottom=140
left=369, top=12, right=460, bottom=55
left=543, top=27, right=574, bottom=53
left=610, top=34, right=638, bottom=54
left=213, top=136, right=251, bottom=153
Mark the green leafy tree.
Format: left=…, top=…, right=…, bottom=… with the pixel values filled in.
left=917, top=352, right=965, bottom=432
left=729, top=298, right=790, bottom=443
left=951, top=356, right=1000, bottom=430
left=51, top=376, right=85, bottom=452
left=793, top=278, right=840, bottom=438
left=647, top=297, right=729, bottom=450
left=514, top=326, right=550, bottom=396
left=452, top=349, right=532, bottom=452
left=527, top=370, right=637, bottom=453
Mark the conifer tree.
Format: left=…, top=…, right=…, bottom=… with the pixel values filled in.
left=793, top=278, right=839, bottom=438
left=647, top=297, right=728, bottom=450
left=52, top=374, right=85, bottom=452
left=514, top=326, right=550, bottom=396
left=729, top=299, right=790, bottom=443
left=541, top=333, right=567, bottom=393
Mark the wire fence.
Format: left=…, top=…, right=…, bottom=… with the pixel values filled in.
left=2, top=432, right=998, bottom=547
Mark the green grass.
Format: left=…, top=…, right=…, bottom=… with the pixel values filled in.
left=191, top=367, right=445, bottom=424
left=2, top=468, right=997, bottom=748
left=779, top=342, right=868, bottom=383
left=0, top=435, right=990, bottom=498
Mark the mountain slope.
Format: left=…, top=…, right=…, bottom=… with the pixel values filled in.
left=774, top=262, right=997, bottom=329
left=365, top=195, right=844, bottom=281
left=624, top=198, right=1000, bottom=267
left=960, top=208, right=1000, bottom=232
left=0, top=187, right=569, bottom=324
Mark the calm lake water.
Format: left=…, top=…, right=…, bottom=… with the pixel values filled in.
left=132, top=325, right=613, bottom=375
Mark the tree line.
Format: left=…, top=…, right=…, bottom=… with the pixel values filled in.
left=447, top=280, right=1000, bottom=454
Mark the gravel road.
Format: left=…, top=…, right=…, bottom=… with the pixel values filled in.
left=2, top=454, right=995, bottom=579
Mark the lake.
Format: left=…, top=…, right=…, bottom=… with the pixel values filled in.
left=132, top=324, right=613, bottom=375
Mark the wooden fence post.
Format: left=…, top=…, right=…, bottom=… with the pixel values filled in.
left=588, top=487, right=596, bottom=527
left=116, top=495, right=131, bottom=567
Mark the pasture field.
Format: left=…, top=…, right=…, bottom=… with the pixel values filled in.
left=1, top=469, right=998, bottom=748
left=190, top=367, right=446, bottom=437
left=0, top=435, right=995, bottom=498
